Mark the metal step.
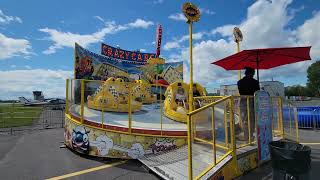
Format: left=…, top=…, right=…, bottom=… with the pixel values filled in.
left=138, top=144, right=231, bottom=180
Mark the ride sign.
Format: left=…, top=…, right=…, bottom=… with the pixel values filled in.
left=101, top=43, right=156, bottom=62
left=254, top=90, right=273, bottom=162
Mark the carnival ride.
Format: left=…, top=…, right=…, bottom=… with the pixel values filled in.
left=163, top=82, right=207, bottom=123
left=87, top=77, right=142, bottom=112
left=64, top=8, right=304, bottom=178
left=132, top=80, right=157, bottom=104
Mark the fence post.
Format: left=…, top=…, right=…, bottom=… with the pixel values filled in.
left=247, top=97, right=251, bottom=144
left=294, top=107, right=299, bottom=143
left=211, top=107, right=216, bottom=165
left=230, top=96, right=239, bottom=176
left=224, top=102, right=229, bottom=147
left=279, top=98, right=284, bottom=138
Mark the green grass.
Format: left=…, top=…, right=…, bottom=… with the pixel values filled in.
left=0, top=103, right=43, bottom=128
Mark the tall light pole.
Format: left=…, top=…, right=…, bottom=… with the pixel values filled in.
left=233, top=27, right=243, bottom=80
left=183, top=2, right=200, bottom=113
left=183, top=3, right=200, bottom=180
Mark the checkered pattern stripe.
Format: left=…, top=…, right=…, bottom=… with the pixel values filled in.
left=108, top=86, right=119, bottom=99
left=167, top=90, right=172, bottom=104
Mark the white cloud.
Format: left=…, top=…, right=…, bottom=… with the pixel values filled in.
left=10, top=65, right=16, bottom=68
left=128, top=18, right=154, bottom=29
left=40, top=18, right=154, bottom=54
left=0, top=33, right=32, bottom=60
left=139, top=49, right=146, bottom=52
left=296, top=11, right=320, bottom=58
left=163, top=32, right=205, bottom=51
left=25, top=65, right=31, bottom=69
left=153, top=0, right=164, bottom=4
left=168, top=13, right=187, bottom=21
left=164, top=42, right=180, bottom=50
left=94, top=16, right=105, bottom=23
left=0, top=10, right=22, bottom=25
left=200, top=8, right=215, bottom=15
left=170, top=0, right=320, bottom=88
left=0, top=69, right=72, bottom=100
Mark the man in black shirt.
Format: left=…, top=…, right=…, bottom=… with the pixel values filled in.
left=237, top=67, right=260, bottom=141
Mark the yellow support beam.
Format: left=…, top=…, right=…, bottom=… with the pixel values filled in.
left=187, top=115, right=193, bottom=180
left=211, top=107, right=216, bottom=165
left=247, top=97, right=251, bottom=144
left=188, top=22, right=194, bottom=114
left=80, top=80, right=85, bottom=124
left=65, top=79, right=69, bottom=114
left=128, top=83, right=132, bottom=133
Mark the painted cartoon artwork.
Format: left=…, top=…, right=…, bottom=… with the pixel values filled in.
left=149, top=138, right=177, bottom=154
left=74, top=43, right=183, bottom=84
left=90, top=135, right=145, bottom=159
left=64, top=126, right=72, bottom=147
left=71, top=126, right=90, bottom=154
left=64, top=118, right=186, bottom=159
left=75, top=56, right=94, bottom=79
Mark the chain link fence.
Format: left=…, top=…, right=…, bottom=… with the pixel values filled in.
left=0, top=104, right=65, bottom=135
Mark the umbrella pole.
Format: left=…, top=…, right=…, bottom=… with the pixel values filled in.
left=256, top=55, right=260, bottom=82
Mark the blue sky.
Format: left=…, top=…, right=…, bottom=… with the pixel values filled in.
left=0, top=0, right=319, bottom=99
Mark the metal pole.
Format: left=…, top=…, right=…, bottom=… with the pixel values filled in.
left=187, top=114, right=193, bottom=180
left=188, top=21, right=194, bottom=113
left=65, top=79, right=69, bottom=114
left=101, top=82, right=104, bottom=128
left=247, top=97, right=251, bottom=144
left=212, top=107, right=216, bottom=165
left=256, top=53, right=260, bottom=82
left=279, top=98, right=284, bottom=138
left=237, top=42, right=241, bottom=80
left=160, top=85, right=163, bottom=135
left=128, top=83, right=132, bottom=133
left=80, top=80, right=85, bottom=124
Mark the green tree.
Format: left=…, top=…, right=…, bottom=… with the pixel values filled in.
left=307, top=61, right=320, bottom=97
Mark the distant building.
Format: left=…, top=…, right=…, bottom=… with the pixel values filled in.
left=219, top=81, right=285, bottom=97
left=33, top=91, right=44, bottom=101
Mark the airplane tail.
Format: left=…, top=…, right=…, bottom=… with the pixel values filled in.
left=18, top=97, right=30, bottom=104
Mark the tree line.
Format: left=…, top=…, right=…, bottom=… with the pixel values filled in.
left=285, top=61, right=320, bottom=97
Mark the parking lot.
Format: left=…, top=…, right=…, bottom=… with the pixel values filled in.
left=0, top=128, right=159, bottom=180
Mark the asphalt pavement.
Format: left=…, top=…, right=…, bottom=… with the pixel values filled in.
left=0, top=128, right=159, bottom=180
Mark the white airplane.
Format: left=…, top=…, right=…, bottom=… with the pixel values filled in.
left=18, top=97, right=65, bottom=106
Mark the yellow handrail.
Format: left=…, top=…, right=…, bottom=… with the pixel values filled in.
left=187, top=96, right=231, bottom=116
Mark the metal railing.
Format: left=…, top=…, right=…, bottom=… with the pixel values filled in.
left=187, top=96, right=235, bottom=179
left=0, top=103, right=64, bottom=134
left=66, top=79, right=171, bottom=137
left=186, top=95, right=299, bottom=180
